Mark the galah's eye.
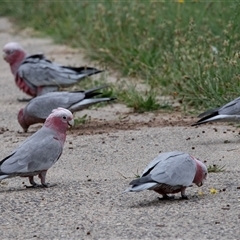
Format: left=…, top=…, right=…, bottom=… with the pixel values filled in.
left=6, top=50, right=13, bottom=54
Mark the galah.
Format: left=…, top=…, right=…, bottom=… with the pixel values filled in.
left=3, top=42, right=103, bottom=97
left=124, top=151, right=207, bottom=199
left=192, top=96, right=240, bottom=126
left=0, top=108, right=74, bottom=188
left=18, top=85, right=115, bottom=132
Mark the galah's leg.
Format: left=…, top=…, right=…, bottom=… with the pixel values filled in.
left=38, top=170, right=57, bottom=187
left=25, top=176, right=41, bottom=188
left=39, top=170, right=50, bottom=187
left=25, top=171, right=56, bottom=188
left=180, top=187, right=188, bottom=200
left=158, top=194, right=175, bottom=201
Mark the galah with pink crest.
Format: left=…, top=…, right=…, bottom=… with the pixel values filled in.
left=18, top=85, right=115, bottom=132
left=0, top=108, right=74, bottom=188
left=3, top=42, right=103, bottom=98
left=124, top=151, right=207, bottom=200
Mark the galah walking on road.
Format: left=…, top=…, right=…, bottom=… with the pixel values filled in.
left=0, top=108, right=74, bottom=188
left=3, top=42, right=103, bottom=98
left=18, top=85, right=115, bottom=132
left=124, top=151, right=207, bottom=199
left=192, top=96, right=240, bottom=126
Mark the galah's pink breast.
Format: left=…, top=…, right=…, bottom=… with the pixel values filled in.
left=15, top=74, right=37, bottom=97
left=152, top=183, right=182, bottom=195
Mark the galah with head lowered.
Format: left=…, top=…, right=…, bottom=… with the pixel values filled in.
left=125, top=151, right=207, bottom=200
left=192, top=96, right=240, bottom=126
left=0, top=108, right=74, bottom=188
left=18, top=85, right=115, bottom=132
left=3, top=42, right=103, bottom=98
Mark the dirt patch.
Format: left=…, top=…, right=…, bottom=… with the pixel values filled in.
left=70, top=112, right=197, bottom=135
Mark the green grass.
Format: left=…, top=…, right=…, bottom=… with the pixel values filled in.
left=74, top=114, right=91, bottom=126
left=118, top=84, right=172, bottom=113
left=1, top=1, right=240, bottom=113
left=207, top=164, right=226, bottom=173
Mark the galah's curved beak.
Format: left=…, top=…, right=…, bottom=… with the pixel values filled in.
left=197, top=182, right=203, bottom=187
left=3, top=51, right=7, bottom=60
left=68, top=118, right=74, bottom=127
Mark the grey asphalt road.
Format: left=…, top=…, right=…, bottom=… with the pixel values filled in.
left=0, top=18, right=240, bottom=240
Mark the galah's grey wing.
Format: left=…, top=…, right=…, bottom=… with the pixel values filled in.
left=198, top=107, right=220, bottom=118
left=135, top=152, right=196, bottom=187
left=127, top=152, right=196, bottom=192
left=0, top=129, right=62, bottom=174
left=149, top=153, right=196, bottom=187
left=18, top=59, right=78, bottom=87
left=193, top=96, right=240, bottom=126
left=18, top=54, right=100, bottom=87
left=141, top=151, right=185, bottom=176
left=69, top=97, right=114, bottom=112
left=218, top=96, right=240, bottom=115
left=25, top=91, right=85, bottom=119
left=198, top=97, right=240, bottom=118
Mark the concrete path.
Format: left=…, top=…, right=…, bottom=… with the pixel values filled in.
left=0, top=18, right=240, bottom=240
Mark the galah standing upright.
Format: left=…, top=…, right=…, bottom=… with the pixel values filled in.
left=192, top=96, right=240, bottom=126
left=0, top=108, right=74, bottom=188
left=125, top=151, right=207, bottom=199
left=3, top=42, right=103, bottom=97
left=17, top=85, right=116, bottom=132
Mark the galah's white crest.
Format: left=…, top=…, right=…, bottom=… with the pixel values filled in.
left=0, top=108, right=74, bottom=188
left=125, top=151, right=207, bottom=200
left=3, top=42, right=103, bottom=97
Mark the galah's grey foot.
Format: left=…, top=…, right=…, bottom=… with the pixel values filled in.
left=158, top=194, right=175, bottom=201
left=25, top=183, right=57, bottom=188
left=180, top=195, right=189, bottom=200
left=25, top=183, right=42, bottom=188
left=41, top=183, right=57, bottom=188
left=17, top=98, right=33, bottom=102
left=41, top=183, right=50, bottom=188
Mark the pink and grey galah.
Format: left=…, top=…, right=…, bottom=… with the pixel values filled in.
left=124, top=151, right=207, bottom=199
left=3, top=42, right=103, bottom=97
left=0, top=107, right=74, bottom=188
left=18, top=85, right=115, bottom=132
